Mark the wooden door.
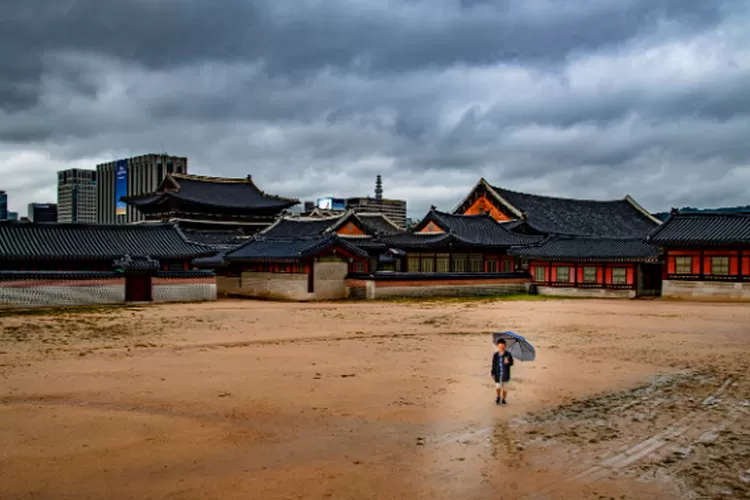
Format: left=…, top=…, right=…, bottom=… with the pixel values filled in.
left=125, top=274, right=153, bottom=302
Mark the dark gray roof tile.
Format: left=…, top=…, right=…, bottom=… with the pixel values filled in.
left=648, top=211, right=750, bottom=245
left=510, top=236, right=660, bottom=262
left=0, top=221, right=212, bottom=260
left=489, top=184, right=658, bottom=237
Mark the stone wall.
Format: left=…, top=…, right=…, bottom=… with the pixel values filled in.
left=346, top=277, right=529, bottom=300
left=662, top=280, right=750, bottom=301
left=312, top=261, right=349, bottom=300
left=216, top=276, right=242, bottom=296
left=0, top=277, right=125, bottom=308
left=235, top=261, right=350, bottom=301
left=535, top=286, right=636, bottom=299
left=237, top=272, right=310, bottom=300
left=152, top=276, right=217, bottom=303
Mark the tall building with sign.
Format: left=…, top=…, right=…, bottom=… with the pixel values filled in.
left=57, top=168, right=97, bottom=223
left=96, top=154, right=187, bottom=224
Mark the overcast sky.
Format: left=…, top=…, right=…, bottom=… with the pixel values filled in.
left=2, top=1, right=749, bottom=217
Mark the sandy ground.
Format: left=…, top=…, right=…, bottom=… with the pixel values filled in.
left=1, top=297, right=749, bottom=500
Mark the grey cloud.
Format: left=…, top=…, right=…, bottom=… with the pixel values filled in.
left=1, top=0, right=750, bottom=217
left=1, top=0, right=736, bottom=111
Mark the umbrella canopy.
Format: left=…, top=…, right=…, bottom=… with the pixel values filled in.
left=492, top=331, right=536, bottom=361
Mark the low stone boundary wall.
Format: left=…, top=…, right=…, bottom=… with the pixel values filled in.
left=0, top=275, right=125, bottom=308
left=535, top=286, right=636, bottom=299
left=0, top=271, right=217, bottom=308
left=152, top=276, right=217, bottom=302
left=662, top=280, right=750, bottom=301
left=346, top=272, right=530, bottom=300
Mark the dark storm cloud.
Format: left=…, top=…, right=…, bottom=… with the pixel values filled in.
left=1, top=0, right=749, bottom=217
left=0, top=0, right=736, bottom=110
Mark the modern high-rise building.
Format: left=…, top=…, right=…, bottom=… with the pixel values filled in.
left=96, top=154, right=187, bottom=224
left=7, top=211, right=18, bottom=221
left=0, top=191, right=7, bottom=220
left=57, top=168, right=97, bottom=223
left=27, top=203, right=58, bottom=222
left=346, top=175, right=407, bottom=228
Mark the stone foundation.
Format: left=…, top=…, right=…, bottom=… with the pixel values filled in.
left=535, top=286, right=636, bottom=299
left=346, top=275, right=529, bottom=300
left=662, top=280, right=750, bottom=301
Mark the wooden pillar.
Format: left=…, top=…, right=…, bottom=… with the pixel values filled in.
left=574, top=263, right=578, bottom=287
left=307, top=261, right=315, bottom=293
left=699, top=249, right=705, bottom=278
left=738, top=248, right=743, bottom=281
left=602, top=262, right=607, bottom=289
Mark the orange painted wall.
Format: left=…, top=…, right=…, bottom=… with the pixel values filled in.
left=336, top=221, right=366, bottom=236
left=418, top=221, right=444, bottom=233
left=665, top=249, right=746, bottom=276
left=461, top=195, right=512, bottom=221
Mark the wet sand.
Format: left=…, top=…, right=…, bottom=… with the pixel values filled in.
left=1, top=298, right=749, bottom=499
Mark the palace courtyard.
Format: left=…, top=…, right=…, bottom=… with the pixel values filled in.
left=1, top=298, right=749, bottom=499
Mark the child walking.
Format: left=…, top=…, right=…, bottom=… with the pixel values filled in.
left=491, top=338, right=514, bottom=405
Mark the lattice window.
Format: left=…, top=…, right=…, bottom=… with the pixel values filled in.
left=612, top=268, right=627, bottom=285
left=436, top=253, right=450, bottom=273
left=534, top=266, right=547, bottom=282
left=711, top=256, right=730, bottom=275
left=583, top=267, right=597, bottom=283
left=556, top=266, right=570, bottom=282
left=674, top=256, right=692, bottom=274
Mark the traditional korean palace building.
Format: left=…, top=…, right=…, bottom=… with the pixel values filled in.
left=0, top=221, right=216, bottom=308
left=123, top=173, right=299, bottom=249
left=451, top=178, right=663, bottom=298
left=647, top=211, right=750, bottom=300
left=195, top=211, right=400, bottom=300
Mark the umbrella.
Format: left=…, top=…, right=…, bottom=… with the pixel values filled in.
left=492, top=331, right=536, bottom=361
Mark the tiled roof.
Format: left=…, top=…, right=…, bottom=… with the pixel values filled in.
left=225, top=234, right=368, bottom=262
left=648, top=212, right=750, bottom=245
left=420, top=209, right=544, bottom=247
left=125, top=174, right=298, bottom=211
left=261, top=217, right=340, bottom=239
left=261, top=212, right=389, bottom=239
left=509, top=236, right=660, bottom=262
left=354, top=232, right=452, bottom=251
left=0, top=221, right=213, bottom=260
left=486, top=182, right=658, bottom=237
left=180, top=228, right=248, bottom=249
left=357, top=213, right=401, bottom=234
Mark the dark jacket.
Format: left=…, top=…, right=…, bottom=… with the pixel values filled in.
left=491, top=351, right=514, bottom=382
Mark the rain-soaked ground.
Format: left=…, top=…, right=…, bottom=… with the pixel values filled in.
left=1, top=298, right=749, bottom=499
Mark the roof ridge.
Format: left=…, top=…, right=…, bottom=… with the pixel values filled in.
left=0, top=220, right=174, bottom=229
left=171, top=173, right=250, bottom=184
left=490, top=183, right=628, bottom=204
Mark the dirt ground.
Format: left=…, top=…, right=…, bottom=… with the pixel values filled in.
left=1, top=297, right=749, bottom=500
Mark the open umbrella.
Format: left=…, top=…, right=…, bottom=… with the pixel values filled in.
left=492, top=331, right=536, bottom=361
